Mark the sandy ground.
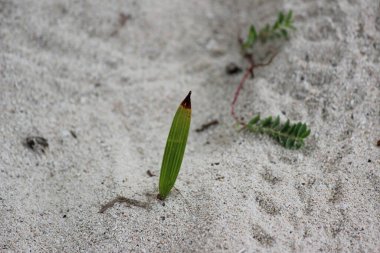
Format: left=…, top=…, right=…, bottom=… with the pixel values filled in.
left=1, top=0, right=379, bottom=252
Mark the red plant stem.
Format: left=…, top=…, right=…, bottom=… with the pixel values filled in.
left=230, top=62, right=255, bottom=124
left=230, top=51, right=278, bottom=125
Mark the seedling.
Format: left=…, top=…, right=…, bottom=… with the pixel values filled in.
left=158, top=91, right=192, bottom=200
left=241, top=11, right=295, bottom=52
left=99, top=92, right=191, bottom=211
left=245, top=115, right=310, bottom=149
left=231, top=11, right=311, bottom=149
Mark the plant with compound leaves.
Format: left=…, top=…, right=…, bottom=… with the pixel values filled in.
left=242, top=11, right=295, bottom=51
left=244, top=115, right=310, bottom=149
left=231, top=10, right=310, bottom=149
left=158, top=92, right=192, bottom=200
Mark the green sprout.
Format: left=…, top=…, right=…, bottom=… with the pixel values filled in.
left=230, top=10, right=311, bottom=149
left=158, top=91, right=192, bottom=200
left=245, top=115, right=311, bottom=149
left=242, top=10, right=295, bottom=53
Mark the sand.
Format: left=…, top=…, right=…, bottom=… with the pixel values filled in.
left=1, top=0, right=379, bottom=252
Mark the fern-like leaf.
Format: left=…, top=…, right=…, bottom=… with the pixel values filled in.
left=242, top=25, right=257, bottom=50
left=245, top=115, right=311, bottom=149
left=259, top=10, right=295, bottom=43
left=242, top=10, right=295, bottom=53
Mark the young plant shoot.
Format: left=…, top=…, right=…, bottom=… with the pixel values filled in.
left=245, top=115, right=311, bottom=149
left=158, top=91, right=192, bottom=200
left=231, top=10, right=311, bottom=149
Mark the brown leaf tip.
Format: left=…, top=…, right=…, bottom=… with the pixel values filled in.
left=181, top=91, right=191, bottom=109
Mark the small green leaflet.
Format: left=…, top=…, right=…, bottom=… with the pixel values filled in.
left=158, top=91, right=192, bottom=200
left=245, top=114, right=311, bottom=149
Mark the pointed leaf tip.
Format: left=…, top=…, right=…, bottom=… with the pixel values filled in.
left=181, top=91, right=191, bottom=109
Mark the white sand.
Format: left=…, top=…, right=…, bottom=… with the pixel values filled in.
left=1, top=0, right=379, bottom=252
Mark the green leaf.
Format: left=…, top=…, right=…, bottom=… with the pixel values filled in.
left=280, top=29, right=288, bottom=38
left=286, top=10, right=293, bottom=22
left=243, top=25, right=257, bottom=49
left=158, top=92, right=192, bottom=200
left=254, top=10, right=295, bottom=44
left=262, top=116, right=272, bottom=127
left=278, top=12, right=285, bottom=24
left=245, top=115, right=311, bottom=149
left=272, top=116, right=280, bottom=128
left=248, top=114, right=260, bottom=126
